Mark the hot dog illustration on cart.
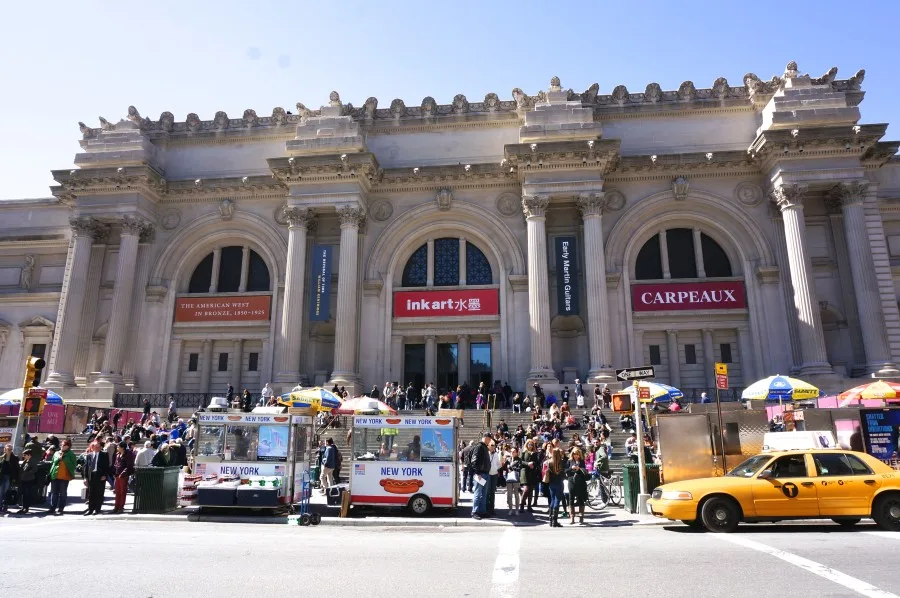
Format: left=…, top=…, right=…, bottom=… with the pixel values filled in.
left=380, top=478, right=425, bottom=494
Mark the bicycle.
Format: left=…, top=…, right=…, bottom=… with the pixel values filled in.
left=586, top=472, right=623, bottom=510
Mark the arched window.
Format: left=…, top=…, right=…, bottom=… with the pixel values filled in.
left=466, top=242, right=492, bottom=285
left=187, top=246, right=271, bottom=293
left=402, top=244, right=427, bottom=287
left=400, top=238, right=494, bottom=288
left=634, top=229, right=732, bottom=280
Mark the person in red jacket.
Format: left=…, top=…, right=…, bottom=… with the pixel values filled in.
left=112, top=441, right=135, bottom=514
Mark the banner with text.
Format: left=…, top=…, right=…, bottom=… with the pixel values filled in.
left=631, top=281, right=747, bottom=312
left=860, top=408, right=900, bottom=469
left=309, top=245, right=333, bottom=321
left=394, top=289, right=500, bottom=318
left=555, top=236, right=580, bottom=316
left=175, top=295, right=270, bottom=322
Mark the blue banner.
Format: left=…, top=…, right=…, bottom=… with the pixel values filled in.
left=555, top=236, right=579, bottom=316
left=860, top=408, right=900, bottom=468
left=309, top=245, right=332, bottom=321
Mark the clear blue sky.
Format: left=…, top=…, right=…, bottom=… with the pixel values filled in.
left=1, top=0, right=897, bottom=199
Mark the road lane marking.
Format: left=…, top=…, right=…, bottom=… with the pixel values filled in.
left=713, top=535, right=898, bottom=598
left=490, top=527, right=520, bottom=598
left=865, top=532, right=900, bottom=541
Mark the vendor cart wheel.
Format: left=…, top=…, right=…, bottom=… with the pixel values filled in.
left=300, top=513, right=312, bottom=526
left=408, top=494, right=432, bottom=516
left=310, top=513, right=322, bottom=525
left=832, top=517, right=861, bottom=527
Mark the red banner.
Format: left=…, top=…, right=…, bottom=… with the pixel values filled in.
left=632, top=281, right=746, bottom=312
left=394, top=289, right=500, bottom=318
left=175, top=295, right=270, bottom=322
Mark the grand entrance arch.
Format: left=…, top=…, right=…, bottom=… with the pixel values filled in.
left=362, top=201, right=526, bottom=394
left=604, top=188, right=786, bottom=393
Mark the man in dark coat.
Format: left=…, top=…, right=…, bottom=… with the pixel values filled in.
left=82, top=440, right=110, bottom=515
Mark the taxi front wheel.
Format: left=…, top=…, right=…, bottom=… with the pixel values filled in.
left=873, top=493, right=900, bottom=531
left=701, top=497, right=740, bottom=533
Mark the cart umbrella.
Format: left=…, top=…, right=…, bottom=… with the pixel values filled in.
left=837, top=380, right=900, bottom=405
left=620, top=382, right=684, bottom=403
left=277, top=387, right=343, bottom=412
left=332, top=396, right=398, bottom=415
left=0, top=387, right=65, bottom=406
left=741, top=375, right=820, bottom=402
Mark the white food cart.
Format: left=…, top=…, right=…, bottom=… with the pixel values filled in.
left=349, top=415, right=459, bottom=515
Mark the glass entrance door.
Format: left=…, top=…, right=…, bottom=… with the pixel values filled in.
left=404, top=344, right=425, bottom=390
left=470, top=342, right=492, bottom=389
left=436, top=343, right=458, bottom=393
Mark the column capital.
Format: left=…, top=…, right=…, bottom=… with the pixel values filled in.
left=284, top=207, right=315, bottom=229
left=425, top=334, right=436, bottom=341
left=770, top=183, right=809, bottom=212
left=666, top=329, right=678, bottom=338
left=337, top=205, right=366, bottom=228
left=69, top=216, right=100, bottom=238
left=457, top=334, right=467, bottom=342
left=829, top=180, right=870, bottom=208
left=522, top=194, right=550, bottom=219
left=702, top=327, right=714, bottom=336
left=575, top=192, right=607, bottom=218
left=120, top=215, right=151, bottom=237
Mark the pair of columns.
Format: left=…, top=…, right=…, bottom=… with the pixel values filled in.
left=659, top=328, right=753, bottom=388
left=275, top=205, right=365, bottom=389
left=208, top=245, right=253, bottom=293
left=522, top=193, right=613, bottom=383
left=46, top=215, right=152, bottom=387
left=772, top=181, right=896, bottom=376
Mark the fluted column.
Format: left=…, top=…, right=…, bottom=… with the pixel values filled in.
left=577, top=193, right=614, bottom=382
left=233, top=339, right=244, bottom=391
left=329, top=206, right=365, bottom=389
left=46, top=218, right=102, bottom=387
left=209, top=247, right=222, bottom=293
left=666, top=330, right=681, bottom=388
left=737, top=327, right=756, bottom=383
left=490, top=333, right=502, bottom=384
left=659, top=229, right=671, bottom=279
left=772, top=184, right=832, bottom=375
left=275, top=208, right=314, bottom=383
left=693, top=227, right=706, bottom=278
left=457, top=335, right=470, bottom=388
left=426, top=238, right=435, bottom=287
left=123, top=236, right=153, bottom=386
left=834, top=181, right=899, bottom=376
left=200, top=339, right=212, bottom=393
left=523, top=195, right=556, bottom=381
left=165, top=338, right=183, bottom=392
left=702, top=328, right=716, bottom=387
left=425, top=335, right=436, bottom=386
left=238, top=245, right=250, bottom=293
left=632, top=329, right=645, bottom=365
left=459, top=237, right=467, bottom=285
left=391, top=335, right=404, bottom=383
left=97, top=216, right=149, bottom=385
left=73, top=239, right=108, bottom=382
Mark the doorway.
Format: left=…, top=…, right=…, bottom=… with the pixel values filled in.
left=436, top=343, right=458, bottom=393
left=404, top=344, right=425, bottom=390
left=470, top=342, right=492, bottom=389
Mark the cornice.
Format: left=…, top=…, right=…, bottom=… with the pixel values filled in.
left=606, top=150, right=758, bottom=182
left=50, top=165, right=166, bottom=203
left=162, top=175, right=287, bottom=203
left=0, top=292, right=62, bottom=304
left=267, top=153, right=380, bottom=192
left=748, top=124, right=887, bottom=164
left=503, top=139, right=621, bottom=175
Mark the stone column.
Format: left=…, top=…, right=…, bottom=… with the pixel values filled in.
left=391, top=335, right=404, bottom=384
left=426, top=238, right=435, bottom=287
left=702, top=328, right=715, bottom=387
left=577, top=193, right=614, bottom=382
left=329, top=206, right=365, bottom=389
left=274, top=208, right=314, bottom=383
left=457, top=334, right=469, bottom=388
left=97, top=216, right=148, bottom=385
left=459, top=238, right=467, bottom=285
left=693, top=227, right=706, bottom=278
left=666, top=330, right=681, bottom=388
left=834, top=181, right=899, bottom=376
left=659, top=229, right=671, bottom=279
left=632, top=329, right=644, bottom=365
left=233, top=339, right=244, bottom=391
left=737, top=327, right=756, bottom=384
left=522, top=195, right=556, bottom=381
left=123, top=236, right=153, bottom=386
left=45, top=218, right=101, bottom=387
left=490, top=333, right=501, bottom=384
left=425, top=335, right=436, bottom=386
left=209, top=247, right=222, bottom=293
left=165, top=338, right=183, bottom=392
left=772, top=184, right=832, bottom=375
left=238, top=245, right=250, bottom=293
left=73, top=239, right=108, bottom=382
left=200, top=340, right=213, bottom=393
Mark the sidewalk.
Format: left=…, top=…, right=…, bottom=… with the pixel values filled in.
left=2, top=481, right=664, bottom=527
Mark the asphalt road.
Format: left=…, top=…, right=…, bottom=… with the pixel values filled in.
left=2, top=517, right=899, bottom=597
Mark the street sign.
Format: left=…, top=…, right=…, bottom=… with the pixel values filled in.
left=27, top=388, right=48, bottom=400
left=612, top=393, right=632, bottom=413
left=638, top=386, right=651, bottom=400
left=716, top=374, right=729, bottom=390
left=22, top=396, right=43, bottom=416
left=715, top=362, right=728, bottom=376
left=616, top=366, right=655, bottom=381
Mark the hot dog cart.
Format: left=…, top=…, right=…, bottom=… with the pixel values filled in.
left=349, top=415, right=459, bottom=515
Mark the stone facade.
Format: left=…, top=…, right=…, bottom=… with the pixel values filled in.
left=1, top=61, right=899, bottom=401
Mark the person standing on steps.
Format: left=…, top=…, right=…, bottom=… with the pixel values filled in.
left=320, top=438, right=337, bottom=493
left=544, top=447, right=566, bottom=527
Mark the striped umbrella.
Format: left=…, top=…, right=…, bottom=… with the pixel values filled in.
left=741, top=375, right=820, bottom=402
left=837, top=380, right=900, bottom=405
left=277, top=387, right=343, bottom=412
left=621, top=382, right=684, bottom=403
left=0, top=387, right=65, bottom=406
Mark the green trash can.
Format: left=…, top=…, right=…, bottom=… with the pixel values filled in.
left=622, top=464, right=662, bottom=513
left=311, top=464, right=321, bottom=488
left=133, top=466, right=181, bottom=513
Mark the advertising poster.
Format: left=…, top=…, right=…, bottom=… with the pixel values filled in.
left=393, top=289, right=500, bottom=318
left=554, top=236, right=579, bottom=316
left=257, top=424, right=289, bottom=462
left=64, top=405, right=90, bottom=434
left=175, top=295, right=270, bottom=322
left=860, top=408, right=900, bottom=469
left=309, top=245, right=332, bottom=321
left=631, top=281, right=747, bottom=312
left=420, top=428, right=453, bottom=462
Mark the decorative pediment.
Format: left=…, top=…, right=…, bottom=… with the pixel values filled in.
left=19, top=315, right=55, bottom=332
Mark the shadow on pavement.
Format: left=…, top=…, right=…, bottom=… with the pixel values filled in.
left=662, top=522, right=883, bottom=534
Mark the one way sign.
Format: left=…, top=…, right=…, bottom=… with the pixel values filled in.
left=616, top=366, right=655, bottom=381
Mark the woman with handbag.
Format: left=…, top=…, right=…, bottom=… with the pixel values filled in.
left=520, top=439, right=539, bottom=514
left=1, top=444, right=20, bottom=512
left=544, top=447, right=566, bottom=528
left=503, top=447, right=523, bottom=515
left=566, top=447, right=590, bottom=525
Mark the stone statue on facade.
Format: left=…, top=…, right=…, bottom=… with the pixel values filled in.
left=20, top=255, right=35, bottom=290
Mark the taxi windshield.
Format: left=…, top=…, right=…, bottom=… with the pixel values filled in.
left=726, top=454, right=772, bottom=477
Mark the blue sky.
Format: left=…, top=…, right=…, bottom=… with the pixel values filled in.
left=1, top=0, right=897, bottom=199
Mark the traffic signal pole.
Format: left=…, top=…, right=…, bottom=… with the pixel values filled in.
left=13, top=357, right=45, bottom=453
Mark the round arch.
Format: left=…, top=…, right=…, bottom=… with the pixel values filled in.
left=150, top=211, right=288, bottom=292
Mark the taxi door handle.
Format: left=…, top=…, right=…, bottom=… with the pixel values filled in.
left=864, top=480, right=877, bottom=485
left=801, top=482, right=814, bottom=487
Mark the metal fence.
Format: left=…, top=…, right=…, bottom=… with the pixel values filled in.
left=114, top=393, right=218, bottom=409
left=678, top=388, right=745, bottom=403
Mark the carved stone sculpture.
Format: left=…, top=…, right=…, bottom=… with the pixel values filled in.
left=185, top=113, right=201, bottom=133
left=219, top=198, right=235, bottom=220
left=420, top=96, right=437, bottom=117
left=644, top=83, right=662, bottom=103
left=484, top=93, right=500, bottom=111
left=452, top=94, right=469, bottom=114
left=672, top=177, right=689, bottom=201
left=271, top=107, right=287, bottom=126
left=436, top=188, right=453, bottom=211
left=20, top=255, right=35, bottom=290
left=159, top=111, right=175, bottom=132
left=242, top=109, right=259, bottom=127
left=329, top=91, right=341, bottom=107
left=363, top=97, right=378, bottom=120
left=390, top=99, right=406, bottom=119
left=213, top=111, right=229, bottom=130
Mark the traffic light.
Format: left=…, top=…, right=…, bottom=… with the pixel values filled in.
left=23, top=356, right=46, bottom=394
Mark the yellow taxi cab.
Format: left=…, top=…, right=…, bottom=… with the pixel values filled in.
left=647, top=449, right=900, bottom=533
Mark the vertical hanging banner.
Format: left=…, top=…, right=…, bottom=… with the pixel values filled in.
left=555, top=236, right=580, bottom=315
left=309, top=245, right=332, bottom=321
